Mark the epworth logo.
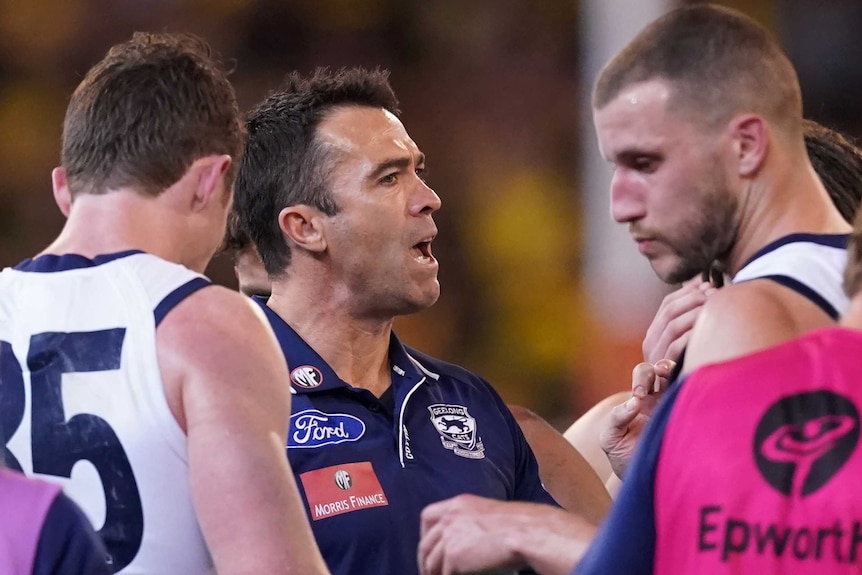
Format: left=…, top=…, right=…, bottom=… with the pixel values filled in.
left=754, top=390, right=860, bottom=497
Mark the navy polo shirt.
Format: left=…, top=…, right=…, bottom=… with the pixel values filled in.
left=256, top=299, right=556, bottom=575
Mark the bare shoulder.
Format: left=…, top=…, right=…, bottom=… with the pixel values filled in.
left=158, top=286, right=275, bottom=354
left=682, top=280, right=825, bottom=375
left=156, top=286, right=289, bottom=429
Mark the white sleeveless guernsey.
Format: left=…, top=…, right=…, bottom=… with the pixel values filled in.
left=0, top=250, right=214, bottom=574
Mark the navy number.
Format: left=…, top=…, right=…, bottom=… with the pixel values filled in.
left=1, top=330, right=143, bottom=572
left=0, top=340, right=24, bottom=471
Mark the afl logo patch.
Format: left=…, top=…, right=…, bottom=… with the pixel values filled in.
left=291, top=365, right=323, bottom=388
left=334, top=470, right=352, bottom=490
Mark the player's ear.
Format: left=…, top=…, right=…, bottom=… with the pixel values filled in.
left=52, top=167, right=72, bottom=217
left=729, top=114, right=768, bottom=177
left=191, top=154, right=232, bottom=212
left=278, top=205, right=327, bottom=254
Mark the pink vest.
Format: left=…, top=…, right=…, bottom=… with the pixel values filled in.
left=0, top=469, right=61, bottom=575
left=655, top=327, right=862, bottom=574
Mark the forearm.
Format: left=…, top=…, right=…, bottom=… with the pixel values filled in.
left=507, top=505, right=597, bottom=575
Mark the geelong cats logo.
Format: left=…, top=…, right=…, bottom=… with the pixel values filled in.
left=428, top=404, right=485, bottom=460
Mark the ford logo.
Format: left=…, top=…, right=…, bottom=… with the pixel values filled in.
left=288, top=410, right=366, bottom=448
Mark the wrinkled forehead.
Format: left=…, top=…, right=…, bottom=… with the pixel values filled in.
left=317, top=106, right=419, bottom=162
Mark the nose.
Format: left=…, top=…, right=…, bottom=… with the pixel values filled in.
left=609, top=168, right=645, bottom=224
left=410, top=178, right=442, bottom=216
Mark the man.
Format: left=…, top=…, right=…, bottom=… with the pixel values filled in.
left=419, top=5, right=852, bottom=573
left=222, top=217, right=610, bottom=517
left=569, top=117, right=862, bottom=491
left=0, top=33, right=327, bottom=574
left=233, top=67, right=562, bottom=575
left=576, top=212, right=862, bottom=573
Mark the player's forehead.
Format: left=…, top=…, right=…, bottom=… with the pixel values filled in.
left=593, top=80, right=695, bottom=159
left=317, top=105, right=420, bottom=165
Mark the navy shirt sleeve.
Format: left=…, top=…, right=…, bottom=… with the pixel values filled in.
left=32, top=493, right=112, bottom=575
left=573, top=380, right=686, bottom=575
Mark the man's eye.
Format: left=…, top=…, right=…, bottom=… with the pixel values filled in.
left=633, top=157, right=658, bottom=173
left=380, top=173, right=397, bottom=185
left=416, top=167, right=428, bottom=182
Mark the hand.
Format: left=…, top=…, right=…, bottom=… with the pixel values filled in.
left=418, top=494, right=595, bottom=575
left=599, top=360, right=675, bottom=479
left=419, top=495, right=524, bottom=575
left=642, top=279, right=714, bottom=364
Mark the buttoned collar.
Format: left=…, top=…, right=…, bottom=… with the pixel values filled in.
left=253, top=297, right=430, bottom=395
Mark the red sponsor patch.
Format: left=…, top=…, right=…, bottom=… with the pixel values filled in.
left=299, top=461, right=388, bottom=521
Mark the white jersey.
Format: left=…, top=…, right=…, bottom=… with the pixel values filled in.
left=0, top=251, right=214, bottom=574
left=732, top=233, right=849, bottom=319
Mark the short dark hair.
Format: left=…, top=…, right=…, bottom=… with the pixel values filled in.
left=235, top=67, right=400, bottom=276
left=223, top=209, right=252, bottom=253
left=593, top=5, right=802, bottom=135
left=62, top=32, right=243, bottom=197
left=803, top=119, right=862, bottom=224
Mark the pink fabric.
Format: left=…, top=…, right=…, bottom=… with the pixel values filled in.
left=655, top=327, right=862, bottom=574
left=0, top=469, right=62, bottom=575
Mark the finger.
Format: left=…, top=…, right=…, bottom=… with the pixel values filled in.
left=418, top=524, right=445, bottom=575
left=631, top=362, right=656, bottom=396
left=646, top=361, right=677, bottom=397
left=644, top=289, right=709, bottom=363
left=603, top=396, right=641, bottom=441
left=654, top=359, right=676, bottom=379
left=663, top=330, right=692, bottom=366
left=653, top=305, right=703, bottom=362
left=420, top=500, right=447, bottom=532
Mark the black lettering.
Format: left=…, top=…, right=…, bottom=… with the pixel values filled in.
left=849, top=521, right=862, bottom=562
left=754, top=523, right=791, bottom=557
left=792, top=527, right=813, bottom=559
left=699, top=506, right=721, bottom=551
left=833, top=521, right=845, bottom=563
left=816, top=527, right=830, bottom=560
left=722, top=518, right=750, bottom=562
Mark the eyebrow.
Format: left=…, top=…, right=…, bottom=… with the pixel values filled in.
left=368, top=153, right=426, bottom=181
left=614, top=149, right=661, bottom=164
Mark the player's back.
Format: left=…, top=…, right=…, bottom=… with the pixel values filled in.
left=655, top=326, right=862, bottom=574
left=0, top=250, right=213, bottom=574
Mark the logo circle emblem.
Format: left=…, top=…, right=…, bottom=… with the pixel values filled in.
left=290, top=365, right=323, bottom=389
left=754, top=390, right=859, bottom=497
left=333, top=470, right=352, bottom=490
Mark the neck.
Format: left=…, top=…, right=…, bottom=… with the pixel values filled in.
left=726, top=159, right=851, bottom=276
left=44, top=190, right=206, bottom=272
left=267, top=276, right=395, bottom=397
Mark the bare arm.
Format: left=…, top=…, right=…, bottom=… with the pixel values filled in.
left=563, top=392, right=629, bottom=485
left=158, top=287, right=329, bottom=575
left=509, top=405, right=611, bottom=523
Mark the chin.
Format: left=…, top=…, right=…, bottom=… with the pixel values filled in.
left=398, top=290, right=440, bottom=316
